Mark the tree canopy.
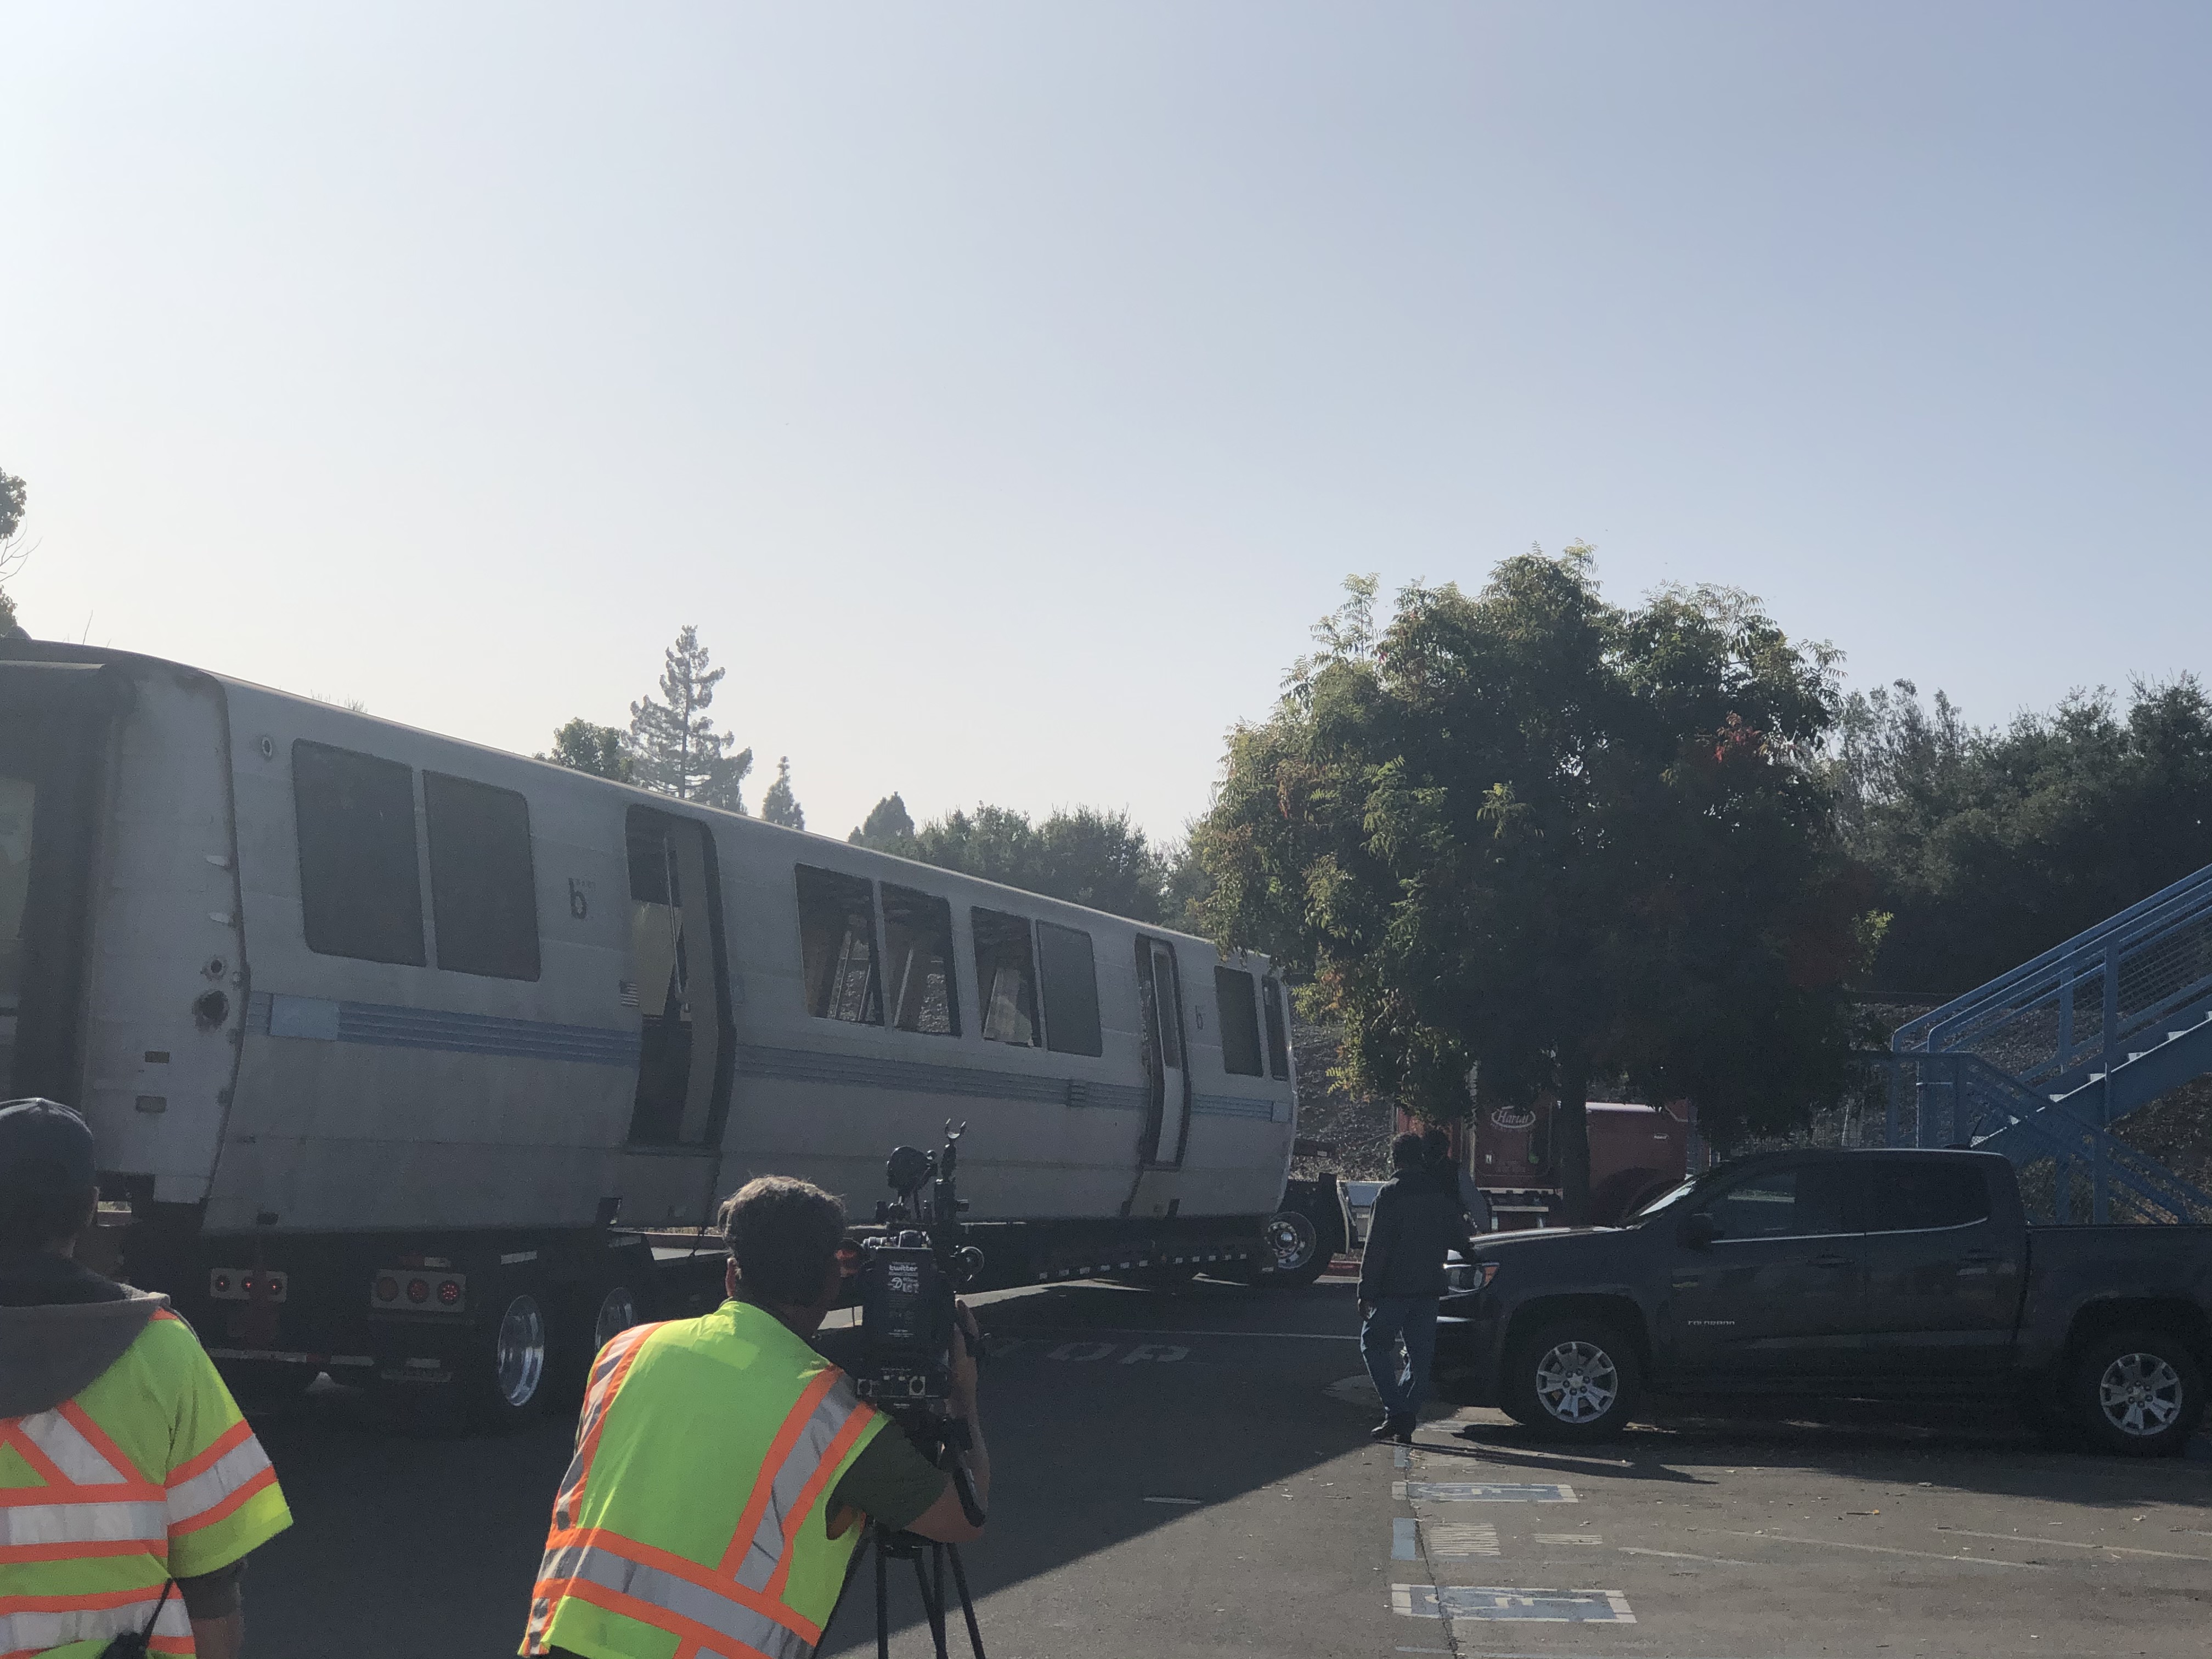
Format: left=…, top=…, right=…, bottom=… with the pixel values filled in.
left=540, top=718, right=632, bottom=781
left=851, top=797, right=1189, bottom=926
left=761, top=757, right=805, bottom=830
left=1834, top=675, right=2212, bottom=995
left=1195, top=552, right=1874, bottom=1215
left=629, top=625, right=752, bottom=811
left=1, top=465, right=28, bottom=640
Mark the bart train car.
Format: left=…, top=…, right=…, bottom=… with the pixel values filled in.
left=1, top=642, right=1342, bottom=1423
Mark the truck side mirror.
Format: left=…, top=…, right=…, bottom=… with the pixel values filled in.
left=1680, top=1211, right=1719, bottom=1249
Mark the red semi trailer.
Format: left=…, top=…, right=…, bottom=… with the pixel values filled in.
left=1401, top=1098, right=1700, bottom=1229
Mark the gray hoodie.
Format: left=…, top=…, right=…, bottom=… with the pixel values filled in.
left=0, top=1254, right=168, bottom=1417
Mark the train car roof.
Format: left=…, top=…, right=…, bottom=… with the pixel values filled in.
left=0, top=637, right=1256, bottom=960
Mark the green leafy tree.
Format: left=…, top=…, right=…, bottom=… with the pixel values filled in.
left=1, top=465, right=29, bottom=640
left=540, top=718, right=633, bottom=782
left=1197, top=553, right=1871, bottom=1218
left=1835, top=675, right=2212, bottom=992
left=849, top=793, right=1178, bottom=923
left=850, top=793, right=917, bottom=851
left=761, top=757, right=805, bottom=830
left=630, top=625, right=752, bottom=811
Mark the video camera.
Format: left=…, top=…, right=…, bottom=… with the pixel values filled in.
left=853, top=1122, right=985, bottom=1410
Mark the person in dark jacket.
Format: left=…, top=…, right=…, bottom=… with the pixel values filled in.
left=1357, top=1131, right=1463, bottom=1443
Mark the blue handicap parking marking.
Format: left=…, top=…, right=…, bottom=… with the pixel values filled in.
left=1392, top=1585, right=1636, bottom=1624
left=1392, top=1481, right=1577, bottom=1503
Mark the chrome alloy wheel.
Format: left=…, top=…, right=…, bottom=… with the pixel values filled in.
left=592, top=1285, right=638, bottom=1350
left=2096, top=1351, right=2184, bottom=1438
left=1262, top=1210, right=1319, bottom=1273
left=495, top=1294, right=548, bottom=1409
left=1533, top=1339, right=1620, bottom=1425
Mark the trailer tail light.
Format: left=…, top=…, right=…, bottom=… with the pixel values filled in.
left=208, top=1268, right=286, bottom=1302
left=371, top=1269, right=466, bottom=1313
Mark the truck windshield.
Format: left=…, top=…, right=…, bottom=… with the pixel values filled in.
left=1629, top=1164, right=1737, bottom=1222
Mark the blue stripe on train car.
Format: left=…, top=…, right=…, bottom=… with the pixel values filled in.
left=253, top=992, right=641, bottom=1068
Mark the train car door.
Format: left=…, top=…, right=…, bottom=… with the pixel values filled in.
left=621, top=808, right=735, bottom=1220
left=1135, top=938, right=1189, bottom=1165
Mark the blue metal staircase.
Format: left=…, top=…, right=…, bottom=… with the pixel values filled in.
left=1887, top=862, right=2212, bottom=1223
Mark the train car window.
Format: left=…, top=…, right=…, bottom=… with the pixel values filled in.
left=423, top=773, right=540, bottom=980
left=882, top=884, right=959, bottom=1036
left=1262, top=974, right=1291, bottom=1080
left=972, top=909, right=1040, bottom=1046
left=292, top=741, right=426, bottom=966
left=797, top=865, right=883, bottom=1024
left=1214, top=966, right=1264, bottom=1075
left=1037, top=922, right=1102, bottom=1057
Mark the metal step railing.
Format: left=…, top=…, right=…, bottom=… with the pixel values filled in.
left=1863, top=1052, right=2212, bottom=1226
left=1892, top=861, right=2212, bottom=1125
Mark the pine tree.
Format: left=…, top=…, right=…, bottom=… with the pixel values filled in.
left=629, top=625, right=752, bottom=810
left=848, top=793, right=916, bottom=850
left=761, top=757, right=805, bottom=830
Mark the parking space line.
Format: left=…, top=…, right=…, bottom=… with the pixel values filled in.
left=1395, top=1481, right=1577, bottom=1502
left=1618, top=1545, right=1760, bottom=1567
left=1933, top=1527, right=2212, bottom=1562
left=1713, top=1530, right=2050, bottom=1570
left=1394, top=1517, right=1420, bottom=1560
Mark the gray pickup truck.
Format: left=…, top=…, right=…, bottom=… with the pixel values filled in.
left=1433, top=1147, right=2212, bottom=1455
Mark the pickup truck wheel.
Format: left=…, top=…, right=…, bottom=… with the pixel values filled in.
left=1501, top=1320, right=1641, bottom=1441
left=2070, top=1329, right=2203, bottom=1457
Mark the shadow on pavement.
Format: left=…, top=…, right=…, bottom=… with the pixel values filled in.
left=240, top=1274, right=1380, bottom=1657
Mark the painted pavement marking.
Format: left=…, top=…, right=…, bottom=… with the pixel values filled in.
left=1933, top=1527, right=2212, bottom=1564
left=1392, top=1585, right=1637, bottom=1623
left=1394, top=1481, right=1577, bottom=1503
left=1424, top=1521, right=1502, bottom=1560
left=1534, top=1532, right=1604, bottom=1545
left=1393, top=1444, right=1412, bottom=1470
left=1712, top=1529, right=2050, bottom=1570
left=1618, top=1545, right=1760, bottom=1568
left=1393, top=1517, right=1420, bottom=1561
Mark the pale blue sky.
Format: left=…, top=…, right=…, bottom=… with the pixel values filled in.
left=5, top=4, right=2207, bottom=844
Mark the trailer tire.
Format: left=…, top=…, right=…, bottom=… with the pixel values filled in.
left=2068, top=1328, right=2203, bottom=1457
left=1239, top=1205, right=1331, bottom=1288
left=457, top=1288, right=552, bottom=1432
left=1499, top=1318, right=1641, bottom=1442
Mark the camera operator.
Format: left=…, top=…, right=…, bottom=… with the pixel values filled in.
left=522, top=1175, right=989, bottom=1659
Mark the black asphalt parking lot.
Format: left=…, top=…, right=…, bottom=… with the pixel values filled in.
left=240, top=1274, right=2210, bottom=1658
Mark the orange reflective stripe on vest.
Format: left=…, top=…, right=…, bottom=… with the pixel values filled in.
left=521, top=1304, right=885, bottom=1659
left=0, top=1408, right=191, bottom=1657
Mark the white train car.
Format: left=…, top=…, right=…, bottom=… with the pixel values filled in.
left=1, top=642, right=1345, bottom=1421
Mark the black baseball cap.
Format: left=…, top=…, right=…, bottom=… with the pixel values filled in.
left=0, top=1099, right=97, bottom=1192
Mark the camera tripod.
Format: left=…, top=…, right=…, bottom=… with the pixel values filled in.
left=825, top=1413, right=988, bottom=1659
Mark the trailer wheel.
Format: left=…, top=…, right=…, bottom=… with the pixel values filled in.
left=1239, top=1205, right=1331, bottom=1288
left=1499, top=1318, right=1641, bottom=1441
left=2068, top=1328, right=2203, bottom=1457
left=457, top=1290, right=550, bottom=1431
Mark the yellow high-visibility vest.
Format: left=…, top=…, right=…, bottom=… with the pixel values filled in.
left=0, top=1309, right=294, bottom=1658
left=522, top=1300, right=888, bottom=1659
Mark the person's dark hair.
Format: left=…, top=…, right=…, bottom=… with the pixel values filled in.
left=718, top=1176, right=847, bottom=1306
left=1390, top=1131, right=1427, bottom=1171
left=0, top=1177, right=97, bottom=1254
left=1420, top=1127, right=1451, bottom=1164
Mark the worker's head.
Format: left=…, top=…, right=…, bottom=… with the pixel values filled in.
left=1421, top=1127, right=1452, bottom=1167
left=718, top=1175, right=848, bottom=1332
left=0, top=1099, right=99, bottom=1256
left=1390, top=1131, right=1427, bottom=1172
